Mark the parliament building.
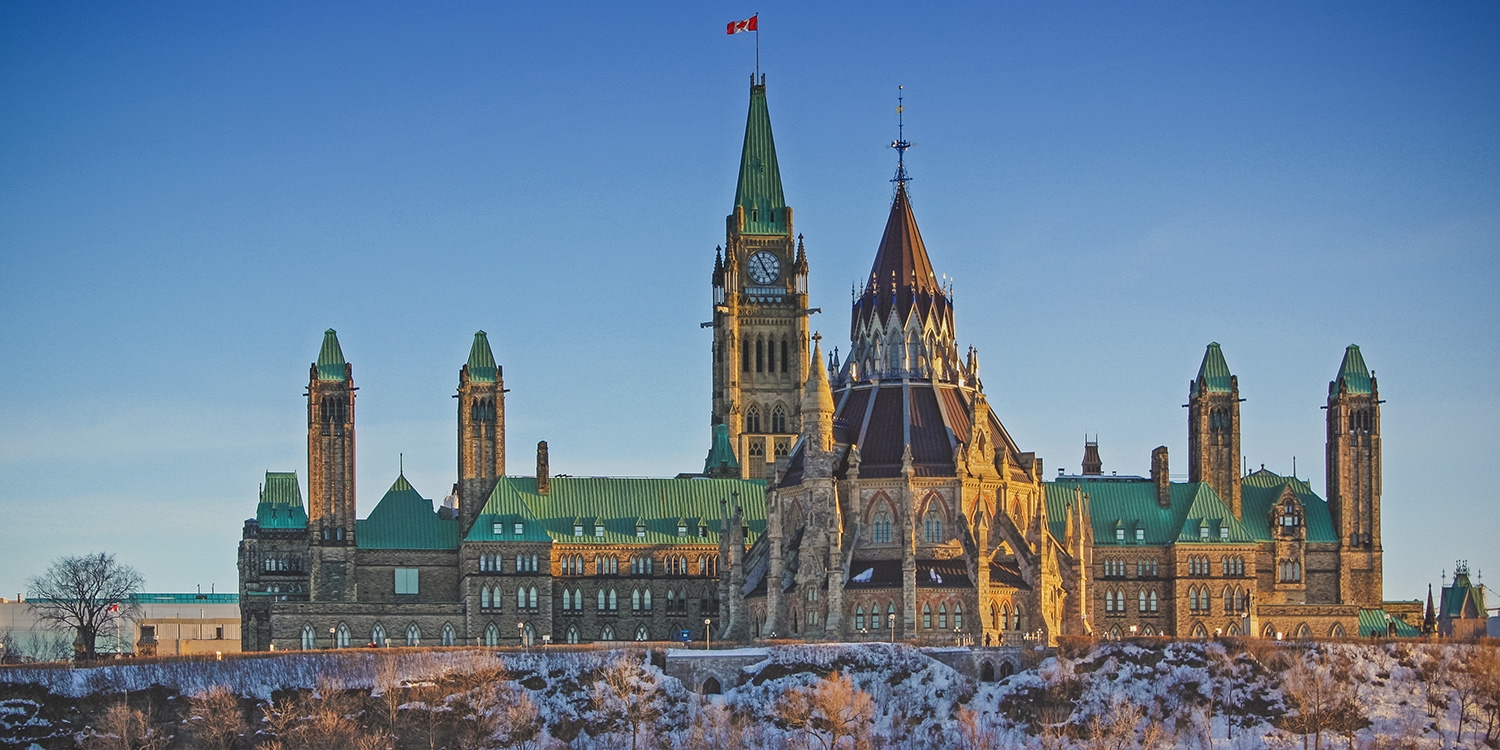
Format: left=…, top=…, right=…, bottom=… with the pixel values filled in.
left=239, top=77, right=1397, bottom=651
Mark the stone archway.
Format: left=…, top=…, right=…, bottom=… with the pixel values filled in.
left=702, top=676, right=722, bottom=695
left=980, top=661, right=995, bottom=682
left=999, top=661, right=1015, bottom=679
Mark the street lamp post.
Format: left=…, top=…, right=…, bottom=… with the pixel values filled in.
left=518, top=622, right=527, bottom=652
left=329, top=627, right=335, bottom=650
left=888, top=612, right=895, bottom=643
left=704, top=619, right=712, bottom=650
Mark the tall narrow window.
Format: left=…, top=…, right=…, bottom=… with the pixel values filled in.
left=756, top=339, right=764, bottom=373
left=873, top=511, right=892, bottom=544
left=484, top=623, right=499, bottom=647
left=337, top=623, right=350, bottom=648
left=781, top=339, right=789, bottom=373
left=924, top=511, right=944, bottom=543
left=742, top=339, right=751, bottom=372
left=767, top=340, right=775, bottom=373
left=771, top=405, right=787, bottom=433
left=746, top=406, right=762, bottom=434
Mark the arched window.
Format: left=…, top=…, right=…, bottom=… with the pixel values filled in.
left=856, top=605, right=866, bottom=630
left=441, top=623, right=455, bottom=647
left=873, top=510, right=893, bottom=544
left=741, top=339, right=750, bottom=372
left=371, top=623, right=387, bottom=647
left=484, top=622, right=499, bottom=647
left=1149, top=591, right=1158, bottom=612
left=644, top=589, right=652, bottom=610
left=1224, top=586, right=1233, bottom=612
left=528, top=587, right=538, bottom=609
left=779, top=339, right=789, bottom=373
left=1189, top=587, right=1199, bottom=612
left=923, top=510, right=944, bottom=543
left=595, top=589, right=605, bottom=611
left=1330, top=623, right=1346, bottom=638
left=562, top=589, right=572, bottom=611
left=954, top=604, right=963, bottom=629
left=888, top=604, right=898, bottom=630
left=481, top=586, right=491, bottom=609
left=517, top=588, right=526, bottom=609
left=1000, top=603, right=1010, bottom=630
left=756, top=339, right=764, bottom=373
left=922, top=603, right=933, bottom=629
left=1104, top=590, right=1114, bottom=613
left=1226, top=622, right=1240, bottom=636
left=601, top=625, right=615, bottom=641
left=300, top=624, right=316, bottom=650
left=609, top=589, right=618, bottom=611
left=938, top=604, right=948, bottom=629
left=522, top=623, right=535, bottom=647
left=1014, top=603, right=1025, bottom=631
left=746, top=406, right=762, bottom=434
left=770, top=405, right=787, bottom=433
left=632, top=589, right=641, bottom=611
left=336, top=622, right=350, bottom=648
left=406, top=623, right=420, bottom=646
left=1138, top=590, right=1147, bottom=613
left=566, top=625, right=580, bottom=644
left=1192, top=622, right=1209, bottom=638
left=635, top=625, right=649, bottom=642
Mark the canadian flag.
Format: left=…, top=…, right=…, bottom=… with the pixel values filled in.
left=726, top=15, right=757, bottom=35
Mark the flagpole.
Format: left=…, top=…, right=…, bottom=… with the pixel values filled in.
left=754, top=13, right=760, bottom=80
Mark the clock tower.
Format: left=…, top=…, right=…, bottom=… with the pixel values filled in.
left=709, top=75, right=810, bottom=481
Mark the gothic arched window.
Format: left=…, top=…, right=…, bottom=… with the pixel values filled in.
left=336, top=622, right=350, bottom=648
left=756, top=339, right=764, bottom=373
left=371, top=623, right=386, bottom=647
left=405, top=623, right=420, bottom=646
left=741, top=339, right=751, bottom=372
left=484, top=622, right=499, bottom=647
left=767, top=338, right=775, bottom=373
left=770, top=405, right=787, bottom=433
left=923, top=510, right=944, bottom=543
left=781, top=339, right=789, bottom=373
left=441, top=623, right=455, bottom=646
left=635, top=625, right=649, bottom=641
left=300, top=624, right=316, bottom=650
left=746, top=406, right=761, bottom=434
left=873, top=510, right=893, bottom=544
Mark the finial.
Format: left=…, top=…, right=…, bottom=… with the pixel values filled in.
left=890, top=85, right=912, bottom=187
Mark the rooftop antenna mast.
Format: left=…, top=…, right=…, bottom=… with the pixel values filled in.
left=891, top=85, right=912, bottom=188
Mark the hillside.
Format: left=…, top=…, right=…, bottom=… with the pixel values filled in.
left=1, top=640, right=1497, bottom=748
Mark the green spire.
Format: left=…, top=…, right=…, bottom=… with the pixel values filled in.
left=316, top=329, right=347, bottom=381
left=466, top=330, right=498, bottom=383
left=733, top=81, right=788, bottom=236
left=703, top=423, right=740, bottom=477
left=1334, top=344, right=1372, bottom=395
left=1192, top=342, right=1233, bottom=396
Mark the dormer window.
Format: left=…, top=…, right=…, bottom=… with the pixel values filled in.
left=513, top=522, right=524, bottom=535
left=492, top=522, right=503, bottom=535
left=699, top=524, right=708, bottom=538
left=1135, top=528, right=1145, bottom=542
left=1115, top=526, right=1125, bottom=542
left=636, top=523, right=646, bottom=538
left=1220, top=526, right=1230, bottom=541
left=1199, top=523, right=1210, bottom=540
left=573, top=523, right=584, bottom=537
left=594, top=524, right=605, bottom=538
left=677, top=523, right=688, bottom=537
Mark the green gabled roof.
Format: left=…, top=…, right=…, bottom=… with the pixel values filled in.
left=1174, top=484, right=1255, bottom=544
left=733, top=83, right=789, bottom=236
left=1191, top=342, right=1233, bottom=395
left=1440, top=572, right=1486, bottom=619
left=466, top=331, right=498, bottom=383
left=1333, top=344, right=1372, bottom=395
left=1045, top=479, right=1208, bottom=546
left=1358, top=608, right=1421, bottom=637
left=1239, top=469, right=1338, bottom=543
left=356, top=474, right=458, bottom=550
left=703, top=423, right=741, bottom=476
left=256, top=471, right=308, bottom=529
left=316, top=329, right=347, bottom=381
left=465, top=476, right=767, bottom=545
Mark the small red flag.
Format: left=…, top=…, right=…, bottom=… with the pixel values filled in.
left=726, top=15, right=757, bottom=35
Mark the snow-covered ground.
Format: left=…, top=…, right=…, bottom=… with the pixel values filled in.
left=0, top=640, right=1495, bottom=748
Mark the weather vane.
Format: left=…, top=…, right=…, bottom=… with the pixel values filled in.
left=891, top=85, right=912, bottom=186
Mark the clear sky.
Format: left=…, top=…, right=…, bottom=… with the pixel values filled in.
left=2, top=3, right=1496, bottom=606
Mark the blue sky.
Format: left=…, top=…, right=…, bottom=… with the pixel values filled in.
left=1, top=3, right=1496, bottom=605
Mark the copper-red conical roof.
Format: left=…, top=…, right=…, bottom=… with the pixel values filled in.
left=853, top=184, right=951, bottom=335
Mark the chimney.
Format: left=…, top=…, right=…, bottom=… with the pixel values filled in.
left=1151, top=446, right=1170, bottom=508
left=1082, top=437, right=1102, bottom=475
left=536, top=440, right=550, bottom=495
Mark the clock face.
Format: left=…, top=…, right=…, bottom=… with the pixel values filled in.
left=747, top=251, right=781, bottom=285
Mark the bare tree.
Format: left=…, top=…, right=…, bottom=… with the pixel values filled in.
left=1280, top=653, right=1362, bottom=750
left=1474, top=645, right=1500, bottom=746
left=772, top=671, right=875, bottom=750
left=25, top=552, right=143, bottom=658
left=590, top=655, right=663, bottom=750
left=80, top=702, right=169, bottom=750
left=187, top=685, right=245, bottom=750
left=453, top=681, right=541, bottom=750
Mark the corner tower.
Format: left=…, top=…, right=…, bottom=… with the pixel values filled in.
left=1326, top=344, right=1382, bottom=606
left=1187, top=342, right=1242, bottom=517
left=306, top=329, right=356, bottom=600
left=457, top=331, right=504, bottom=534
left=710, top=75, right=810, bottom=480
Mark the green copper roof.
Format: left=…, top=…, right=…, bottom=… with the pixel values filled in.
left=703, top=424, right=741, bottom=476
left=256, top=471, right=307, bottom=530
left=1191, top=342, right=1233, bottom=395
left=466, top=330, right=498, bottom=383
left=1045, top=469, right=1336, bottom=546
left=1333, top=344, right=1372, bottom=395
left=1358, top=608, right=1421, bottom=637
left=316, top=329, right=347, bottom=381
left=466, top=476, right=766, bottom=545
left=1239, top=469, right=1338, bottom=543
left=356, top=474, right=458, bottom=550
left=733, top=83, right=788, bottom=236
left=1440, top=570, right=1486, bottom=619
